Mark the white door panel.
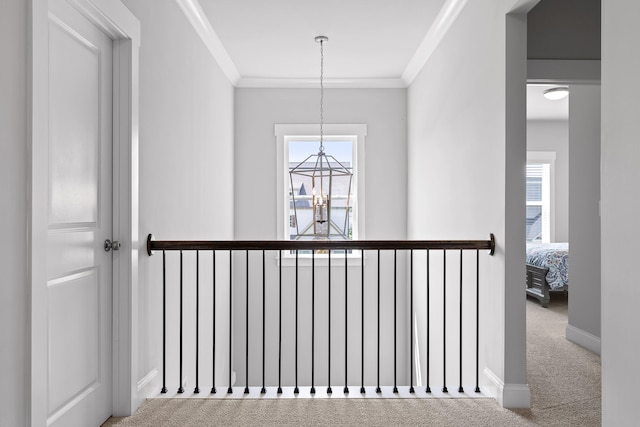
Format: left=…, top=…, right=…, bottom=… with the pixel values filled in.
left=48, top=269, right=100, bottom=413
left=46, top=0, right=113, bottom=425
left=48, top=13, right=100, bottom=228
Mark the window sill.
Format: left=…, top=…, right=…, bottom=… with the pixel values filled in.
left=276, top=254, right=364, bottom=267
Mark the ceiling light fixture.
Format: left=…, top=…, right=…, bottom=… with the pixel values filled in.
left=288, top=36, right=353, bottom=241
left=543, top=87, right=569, bottom=101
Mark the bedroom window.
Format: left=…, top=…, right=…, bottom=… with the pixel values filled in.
left=526, top=152, right=555, bottom=242
left=275, top=124, right=367, bottom=264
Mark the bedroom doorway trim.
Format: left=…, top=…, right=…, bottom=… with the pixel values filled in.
left=491, top=0, right=541, bottom=409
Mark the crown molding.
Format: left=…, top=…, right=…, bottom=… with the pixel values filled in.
left=177, top=0, right=468, bottom=89
left=237, top=77, right=407, bottom=89
left=401, top=0, right=469, bottom=86
left=175, top=0, right=241, bottom=85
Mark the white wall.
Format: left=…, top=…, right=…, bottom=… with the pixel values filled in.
left=601, top=1, right=640, bottom=424
left=408, top=0, right=536, bottom=407
left=527, top=120, right=569, bottom=242
left=233, top=88, right=408, bottom=387
left=567, top=84, right=601, bottom=353
left=0, top=0, right=28, bottom=425
left=121, top=0, right=235, bottom=401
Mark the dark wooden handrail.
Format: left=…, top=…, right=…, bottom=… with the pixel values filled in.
left=147, top=233, right=495, bottom=255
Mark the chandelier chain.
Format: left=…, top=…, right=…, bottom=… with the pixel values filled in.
left=319, top=38, right=324, bottom=153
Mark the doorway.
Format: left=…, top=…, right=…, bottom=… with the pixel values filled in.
left=519, top=0, right=602, bottom=420
left=526, top=0, right=602, bottom=353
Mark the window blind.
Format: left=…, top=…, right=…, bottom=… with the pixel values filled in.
left=526, top=164, right=544, bottom=202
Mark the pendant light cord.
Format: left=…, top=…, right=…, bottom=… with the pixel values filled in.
left=319, top=38, right=324, bottom=154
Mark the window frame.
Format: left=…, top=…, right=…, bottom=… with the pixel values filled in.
left=275, top=124, right=367, bottom=266
left=526, top=151, right=556, bottom=243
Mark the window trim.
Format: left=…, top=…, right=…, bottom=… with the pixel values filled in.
left=275, top=124, right=367, bottom=266
left=526, top=151, right=556, bottom=243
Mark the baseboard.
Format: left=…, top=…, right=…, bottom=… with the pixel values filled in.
left=137, top=369, right=158, bottom=392
left=566, top=324, right=601, bottom=355
left=483, top=368, right=531, bottom=408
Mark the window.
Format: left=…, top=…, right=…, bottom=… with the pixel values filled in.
left=526, top=152, right=555, bottom=242
left=275, top=124, right=367, bottom=264
left=288, top=137, right=355, bottom=241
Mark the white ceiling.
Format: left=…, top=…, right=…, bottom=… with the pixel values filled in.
left=527, top=84, right=569, bottom=121
left=191, top=0, right=453, bottom=87
left=183, top=0, right=577, bottom=114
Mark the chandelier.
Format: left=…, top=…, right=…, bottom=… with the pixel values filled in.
left=289, top=36, right=353, bottom=240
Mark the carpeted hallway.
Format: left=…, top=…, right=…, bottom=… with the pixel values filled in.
left=103, top=294, right=600, bottom=426
left=513, top=293, right=601, bottom=425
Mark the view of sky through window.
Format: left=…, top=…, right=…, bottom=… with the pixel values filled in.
left=289, top=140, right=352, bottom=164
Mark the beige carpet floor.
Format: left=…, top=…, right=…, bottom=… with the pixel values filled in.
left=103, top=294, right=600, bottom=426
left=512, top=293, right=601, bottom=426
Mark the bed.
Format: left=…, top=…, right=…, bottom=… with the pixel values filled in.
left=525, top=242, right=569, bottom=307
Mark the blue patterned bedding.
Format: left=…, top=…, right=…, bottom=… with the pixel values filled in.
left=526, top=243, right=569, bottom=290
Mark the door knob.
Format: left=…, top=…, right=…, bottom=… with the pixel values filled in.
left=104, top=239, right=121, bottom=252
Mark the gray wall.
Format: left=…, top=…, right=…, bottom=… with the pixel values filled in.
left=528, top=0, right=601, bottom=60
left=601, top=1, right=639, bottom=421
left=527, top=120, right=569, bottom=242
left=0, top=0, right=28, bottom=425
left=527, top=111, right=602, bottom=353
left=233, top=88, right=408, bottom=387
left=234, top=88, right=407, bottom=240
left=568, top=84, right=601, bottom=352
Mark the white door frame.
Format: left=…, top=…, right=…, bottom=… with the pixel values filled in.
left=28, top=0, right=140, bottom=422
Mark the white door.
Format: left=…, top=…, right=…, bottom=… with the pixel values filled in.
left=46, top=0, right=113, bottom=425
